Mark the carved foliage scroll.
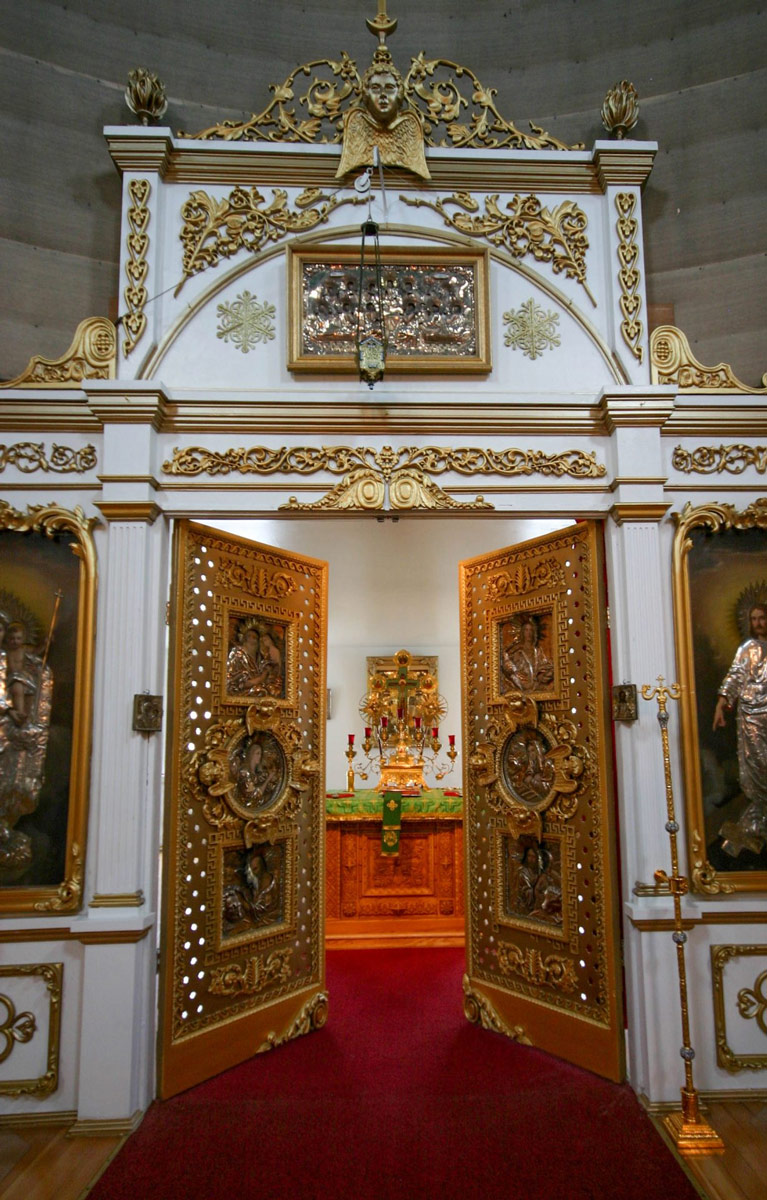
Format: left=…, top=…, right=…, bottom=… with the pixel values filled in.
left=123, top=179, right=150, bottom=357
left=615, top=192, right=643, bottom=363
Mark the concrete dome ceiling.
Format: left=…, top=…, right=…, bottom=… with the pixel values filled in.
left=1, top=0, right=765, bottom=383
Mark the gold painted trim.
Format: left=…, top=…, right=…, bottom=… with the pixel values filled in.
left=257, top=989, right=328, bottom=1052
left=138, top=224, right=628, bottom=386
left=672, top=444, right=767, bottom=476
left=0, top=963, right=62, bottom=1097
left=0, top=442, right=97, bottom=475
left=641, top=1088, right=767, bottom=1113
left=651, top=326, right=767, bottom=394
left=673, top=500, right=767, bottom=896
left=711, top=944, right=767, bottom=1073
left=0, top=1109, right=77, bottom=1128
left=462, top=975, right=532, bottom=1043
left=0, top=500, right=98, bottom=916
left=90, top=892, right=145, bottom=907
left=629, top=918, right=697, bottom=931
left=95, top=502, right=161, bottom=524
left=610, top=503, right=670, bottom=524
left=0, top=318, right=116, bottom=389
left=615, top=193, right=643, bottom=363
left=123, top=179, right=151, bottom=357
left=287, top=243, right=491, bottom=375
left=0, top=926, right=150, bottom=943
left=67, top=1110, right=144, bottom=1137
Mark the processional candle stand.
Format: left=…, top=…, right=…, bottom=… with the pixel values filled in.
left=641, top=677, right=724, bottom=1156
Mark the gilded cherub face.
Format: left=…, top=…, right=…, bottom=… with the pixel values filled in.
left=363, top=69, right=402, bottom=126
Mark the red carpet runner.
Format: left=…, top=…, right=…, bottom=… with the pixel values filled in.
left=88, top=949, right=697, bottom=1200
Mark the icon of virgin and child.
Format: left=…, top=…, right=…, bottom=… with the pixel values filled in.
left=226, top=617, right=286, bottom=700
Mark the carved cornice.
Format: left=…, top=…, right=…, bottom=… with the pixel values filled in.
left=651, top=325, right=767, bottom=394
left=0, top=318, right=116, bottom=390
left=598, top=389, right=676, bottom=431
left=95, top=501, right=161, bottom=524
left=610, top=503, right=670, bottom=525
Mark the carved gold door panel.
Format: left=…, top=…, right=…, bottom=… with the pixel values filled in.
left=459, top=522, right=624, bottom=1081
left=159, top=522, right=328, bottom=1098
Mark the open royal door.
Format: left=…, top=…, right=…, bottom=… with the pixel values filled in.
left=459, top=522, right=624, bottom=1081
left=158, top=521, right=328, bottom=1098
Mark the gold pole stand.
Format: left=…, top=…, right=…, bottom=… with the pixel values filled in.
left=641, top=677, right=724, bottom=1157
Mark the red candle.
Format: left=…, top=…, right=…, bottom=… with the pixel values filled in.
left=397, top=706, right=403, bottom=720
left=432, top=727, right=439, bottom=739
left=348, top=733, right=355, bottom=745
left=414, top=715, right=422, bottom=729
left=365, top=727, right=372, bottom=739
left=448, top=734, right=455, bottom=746
left=381, top=715, right=388, bottom=728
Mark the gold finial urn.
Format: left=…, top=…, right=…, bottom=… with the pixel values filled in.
left=125, top=68, right=168, bottom=125
left=600, top=80, right=639, bottom=139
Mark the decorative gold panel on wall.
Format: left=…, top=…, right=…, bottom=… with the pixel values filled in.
left=0, top=963, right=62, bottom=1097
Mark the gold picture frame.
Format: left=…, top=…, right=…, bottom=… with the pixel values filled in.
left=0, top=502, right=97, bottom=915
left=672, top=499, right=767, bottom=894
left=491, top=601, right=559, bottom=704
left=287, top=244, right=491, bottom=374
left=0, top=962, right=62, bottom=1097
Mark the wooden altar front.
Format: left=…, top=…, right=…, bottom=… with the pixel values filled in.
left=326, top=791, right=464, bottom=949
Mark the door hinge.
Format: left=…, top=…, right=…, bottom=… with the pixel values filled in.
left=165, top=600, right=171, bottom=626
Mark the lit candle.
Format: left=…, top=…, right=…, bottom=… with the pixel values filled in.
left=448, top=734, right=455, bottom=746
left=348, top=733, right=355, bottom=745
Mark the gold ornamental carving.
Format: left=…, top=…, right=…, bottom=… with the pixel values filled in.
left=0, top=964, right=62, bottom=1097
left=208, top=948, right=292, bottom=997
left=712, top=945, right=767, bottom=1073
left=651, top=325, right=767, bottom=393
left=601, top=81, right=639, bottom=139
left=673, top=444, right=767, bottom=475
left=163, top=444, right=606, bottom=481
left=176, top=186, right=365, bottom=295
left=485, top=558, right=566, bottom=601
left=258, top=990, right=329, bottom=1052
left=615, top=192, right=643, bottom=363
left=0, top=994, right=36, bottom=1062
left=192, top=700, right=319, bottom=844
left=217, top=559, right=296, bottom=600
left=182, top=7, right=579, bottom=155
left=503, top=299, right=561, bottom=360
left=0, top=317, right=116, bottom=389
left=122, top=179, right=151, bottom=357
left=0, top=442, right=97, bottom=475
left=283, top=466, right=492, bottom=513
left=469, top=696, right=586, bottom=844
left=462, top=975, right=532, bottom=1044
left=33, top=843, right=85, bottom=913
left=496, top=943, right=578, bottom=994
left=125, top=68, right=168, bottom=125
left=403, top=192, right=594, bottom=306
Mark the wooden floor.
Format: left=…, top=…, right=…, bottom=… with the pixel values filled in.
left=650, top=1100, right=767, bottom=1200
left=1, top=1100, right=765, bottom=1199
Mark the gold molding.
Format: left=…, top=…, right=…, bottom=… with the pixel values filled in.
left=673, top=500, right=767, bottom=896
left=651, top=325, right=767, bottom=393
left=90, top=891, right=145, bottom=908
left=0, top=442, right=97, bottom=475
left=94, top=501, right=161, bottom=524
left=68, top=1109, right=144, bottom=1137
left=0, top=318, right=116, bottom=390
left=615, top=192, right=643, bottom=363
left=462, top=975, right=532, bottom=1044
left=610, top=503, right=670, bottom=524
left=176, top=186, right=366, bottom=294
left=0, top=1110, right=77, bottom=1128
left=0, top=963, right=62, bottom=1097
left=403, top=192, right=594, bottom=306
left=123, top=179, right=151, bottom=357
left=0, top=926, right=151, bottom=943
left=282, top=467, right=492, bottom=512
left=672, top=444, right=767, bottom=475
left=711, top=944, right=767, bottom=1072
left=0, top=499, right=97, bottom=916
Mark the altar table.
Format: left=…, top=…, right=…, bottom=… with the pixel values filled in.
left=325, top=790, right=465, bottom=949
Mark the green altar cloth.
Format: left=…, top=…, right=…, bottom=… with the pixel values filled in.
left=325, top=788, right=463, bottom=818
